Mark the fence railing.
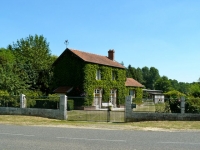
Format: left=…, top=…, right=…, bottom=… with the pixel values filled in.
left=132, top=98, right=200, bottom=114
left=67, top=110, right=125, bottom=122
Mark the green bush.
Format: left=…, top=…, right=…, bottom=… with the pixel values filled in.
left=155, top=102, right=170, bottom=113
left=185, top=98, right=200, bottom=113
left=67, top=99, right=74, bottom=110
left=132, top=98, right=142, bottom=105
left=0, top=95, right=19, bottom=107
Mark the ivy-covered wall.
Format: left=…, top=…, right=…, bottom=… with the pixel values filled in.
left=83, top=64, right=127, bottom=105
left=125, top=87, right=143, bottom=99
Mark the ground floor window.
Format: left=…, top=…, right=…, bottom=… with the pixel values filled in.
left=129, top=90, right=135, bottom=98
left=110, top=89, right=117, bottom=108
left=94, top=89, right=102, bottom=108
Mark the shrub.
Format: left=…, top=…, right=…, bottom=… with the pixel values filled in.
left=132, top=98, right=142, bottom=105
left=185, top=98, right=200, bottom=113
left=67, top=99, right=74, bottom=110
left=155, top=101, right=171, bottom=113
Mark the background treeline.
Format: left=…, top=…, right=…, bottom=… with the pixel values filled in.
left=1, top=34, right=200, bottom=112
left=1, top=34, right=200, bottom=99
left=126, top=65, right=200, bottom=98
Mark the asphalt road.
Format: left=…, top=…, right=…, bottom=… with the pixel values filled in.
left=0, top=124, right=200, bottom=150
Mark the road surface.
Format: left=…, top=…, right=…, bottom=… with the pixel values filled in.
left=0, top=124, right=199, bottom=150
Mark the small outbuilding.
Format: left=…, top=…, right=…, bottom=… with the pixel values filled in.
left=143, top=89, right=164, bottom=103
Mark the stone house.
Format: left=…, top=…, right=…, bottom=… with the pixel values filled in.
left=52, top=48, right=144, bottom=109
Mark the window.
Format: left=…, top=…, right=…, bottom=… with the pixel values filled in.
left=109, top=89, right=117, bottom=107
left=96, top=69, right=101, bottom=80
left=130, top=90, right=135, bottom=98
left=112, top=71, right=116, bottom=80
left=94, top=89, right=102, bottom=108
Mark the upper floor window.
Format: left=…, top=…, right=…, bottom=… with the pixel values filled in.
left=96, top=69, right=101, bottom=80
left=112, top=71, right=116, bottom=80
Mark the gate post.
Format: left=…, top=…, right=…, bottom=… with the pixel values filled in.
left=59, top=95, right=67, bottom=120
left=125, top=95, right=132, bottom=122
left=181, top=96, right=185, bottom=114
left=20, top=94, right=26, bottom=108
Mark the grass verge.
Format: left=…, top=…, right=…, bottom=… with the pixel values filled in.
left=0, top=115, right=200, bottom=131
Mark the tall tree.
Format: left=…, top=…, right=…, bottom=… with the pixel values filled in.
left=169, top=79, right=179, bottom=90
left=135, top=67, right=143, bottom=83
left=142, top=66, right=150, bottom=88
left=8, top=35, right=53, bottom=94
left=0, top=48, right=28, bottom=94
left=189, top=83, right=200, bottom=98
left=149, top=67, right=160, bottom=89
left=155, top=76, right=172, bottom=92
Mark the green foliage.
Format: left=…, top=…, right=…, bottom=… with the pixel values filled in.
left=164, top=90, right=185, bottom=99
left=126, top=65, right=143, bottom=84
left=0, top=95, right=19, bottom=107
left=168, top=98, right=181, bottom=113
left=67, top=99, right=74, bottom=110
left=9, top=34, right=54, bottom=94
left=0, top=48, right=28, bottom=95
left=26, top=93, right=59, bottom=109
left=0, top=90, right=9, bottom=96
left=189, top=83, right=200, bottom=98
left=132, top=98, right=143, bottom=105
left=155, top=102, right=171, bottom=113
left=168, top=97, right=200, bottom=113
left=83, top=64, right=127, bottom=105
left=126, top=66, right=160, bottom=89
left=186, top=98, right=200, bottom=113
left=155, top=76, right=172, bottom=92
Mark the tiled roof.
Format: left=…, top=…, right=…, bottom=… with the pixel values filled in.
left=125, top=78, right=144, bottom=87
left=68, top=48, right=125, bottom=69
left=53, top=86, right=73, bottom=94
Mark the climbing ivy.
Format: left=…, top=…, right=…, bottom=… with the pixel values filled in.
left=83, top=64, right=127, bottom=105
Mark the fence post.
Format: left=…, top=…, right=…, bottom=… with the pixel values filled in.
left=125, top=95, right=132, bottom=122
left=181, top=96, right=185, bottom=114
left=20, top=94, right=26, bottom=108
left=59, top=95, right=67, bottom=120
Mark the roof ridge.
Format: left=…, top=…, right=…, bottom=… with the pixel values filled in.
left=67, top=48, right=125, bottom=69
left=69, top=48, right=107, bottom=58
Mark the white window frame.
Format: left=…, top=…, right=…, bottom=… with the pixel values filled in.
left=96, top=69, right=101, bottom=80
left=112, top=70, right=116, bottom=80
left=110, top=89, right=117, bottom=107
left=129, top=90, right=135, bottom=98
left=94, top=89, right=102, bottom=108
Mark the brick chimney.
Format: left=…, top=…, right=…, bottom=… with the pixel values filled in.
left=108, top=49, right=115, bottom=61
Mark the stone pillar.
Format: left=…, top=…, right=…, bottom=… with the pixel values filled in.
left=125, top=95, right=132, bottom=122
left=181, top=96, right=185, bottom=114
left=59, top=95, right=67, bottom=120
left=20, top=94, right=26, bottom=108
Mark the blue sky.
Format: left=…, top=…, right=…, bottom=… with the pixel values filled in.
left=1, top=0, right=200, bottom=83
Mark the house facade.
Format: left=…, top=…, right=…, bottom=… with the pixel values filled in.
left=52, top=48, right=143, bottom=109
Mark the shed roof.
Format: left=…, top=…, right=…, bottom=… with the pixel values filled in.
left=125, top=78, right=144, bottom=87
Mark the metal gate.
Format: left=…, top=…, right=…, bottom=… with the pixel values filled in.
left=67, top=110, right=125, bottom=122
